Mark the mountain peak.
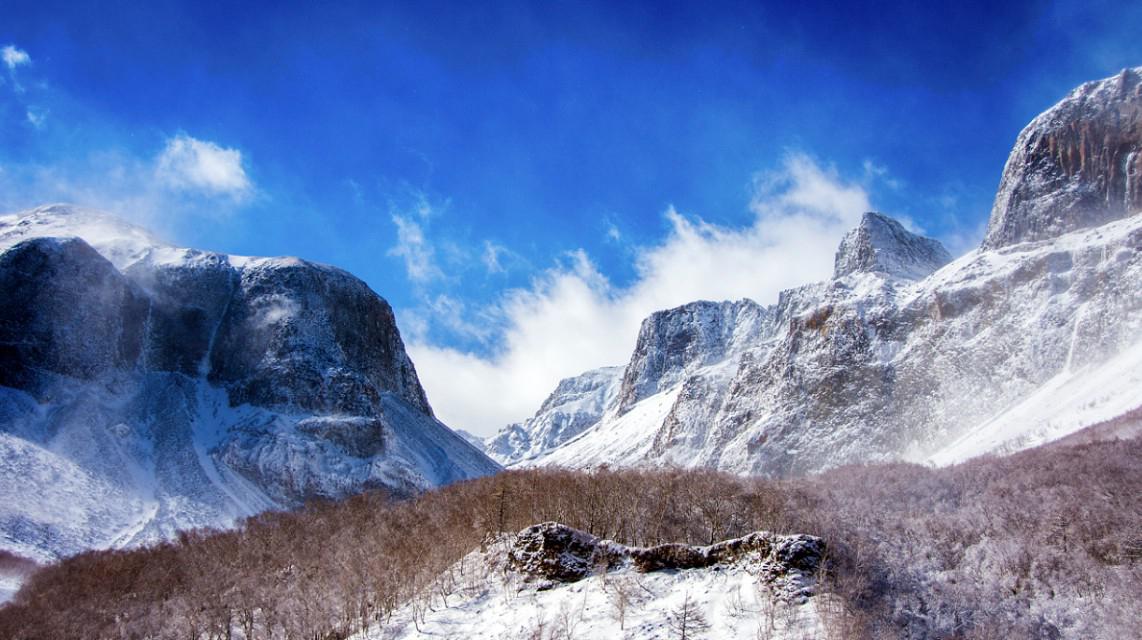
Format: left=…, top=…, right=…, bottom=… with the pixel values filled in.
left=983, top=67, right=1142, bottom=249
left=832, top=212, right=951, bottom=280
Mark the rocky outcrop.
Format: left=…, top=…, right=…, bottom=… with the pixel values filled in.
left=207, top=257, right=432, bottom=416
left=984, top=67, right=1142, bottom=249
left=508, top=522, right=824, bottom=596
left=834, top=212, right=951, bottom=280
left=0, top=205, right=499, bottom=560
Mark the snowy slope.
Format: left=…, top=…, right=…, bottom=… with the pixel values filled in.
left=928, top=336, right=1142, bottom=464
left=0, top=205, right=499, bottom=562
left=367, top=553, right=827, bottom=640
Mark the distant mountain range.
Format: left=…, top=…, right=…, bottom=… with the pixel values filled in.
left=486, top=67, right=1142, bottom=473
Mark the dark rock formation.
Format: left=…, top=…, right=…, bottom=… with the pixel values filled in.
left=508, top=521, right=825, bottom=589
left=207, top=258, right=432, bottom=416
left=984, top=67, right=1142, bottom=249
left=0, top=237, right=147, bottom=391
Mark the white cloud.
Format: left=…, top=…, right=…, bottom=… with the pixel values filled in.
left=389, top=213, right=441, bottom=284
left=155, top=133, right=252, bottom=199
left=410, top=153, right=876, bottom=436
left=2, top=45, right=30, bottom=70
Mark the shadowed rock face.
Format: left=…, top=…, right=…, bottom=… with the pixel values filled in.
left=207, top=259, right=432, bottom=416
left=0, top=233, right=433, bottom=419
left=0, top=237, right=147, bottom=391
left=617, top=300, right=769, bottom=415
left=984, top=67, right=1142, bottom=249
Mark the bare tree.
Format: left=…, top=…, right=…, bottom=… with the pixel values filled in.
left=607, top=575, right=638, bottom=630
left=667, top=592, right=710, bottom=639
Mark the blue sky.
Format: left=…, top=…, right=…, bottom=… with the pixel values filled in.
left=1, top=1, right=1140, bottom=434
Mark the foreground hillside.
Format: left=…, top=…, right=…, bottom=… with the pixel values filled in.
left=2, top=419, right=1138, bottom=639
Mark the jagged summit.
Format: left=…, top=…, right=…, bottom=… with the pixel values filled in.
left=983, top=67, right=1142, bottom=249
left=832, top=211, right=952, bottom=280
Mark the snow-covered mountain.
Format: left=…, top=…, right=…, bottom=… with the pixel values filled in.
left=485, top=365, right=623, bottom=465
left=0, top=205, right=499, bottom=563
left=501, top=68, right=1142, bottom=474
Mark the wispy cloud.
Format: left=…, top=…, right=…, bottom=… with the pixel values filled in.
left=389, top=213, right=441, bottom=284
left=2, top=45, right=30, bottom=70
left=155, top=133, right=252, bottom=199
left=2, top=45, right=31, bottom=94
left=482, top=240, right=507, bottom=274
left=605, top=221, right=622, bottom=242
left=0, top=134, right=258, bottom=238
left=410, top=153, right=879, bottom=436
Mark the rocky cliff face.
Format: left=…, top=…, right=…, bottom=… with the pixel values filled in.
left=984, top=67, right=1142, bottom=249
left=0, top=205, right=499, bottom=561
left=617, top=300, right=769, bottom=414
left=519, top=70, right=1142, bottom=475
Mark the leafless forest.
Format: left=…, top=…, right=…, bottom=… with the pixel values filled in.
left=1, top=431, right=1139, bottom=639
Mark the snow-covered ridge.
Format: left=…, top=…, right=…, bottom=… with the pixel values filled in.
left=484, top=365, right=622, bottom=465
left=0, top=204, right=499, bottom=562
left=528, top=209, right=1141, bottom=475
